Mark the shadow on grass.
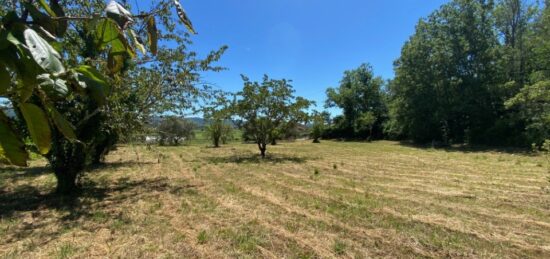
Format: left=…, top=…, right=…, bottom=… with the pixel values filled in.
left=0, top=166, right=50, bottom=181
left=87, top=161, right=157, bottom=172
left=397, top=141, right=531, bottom=155
left=205, top=151, right=311, bottom=164
left=0, top=174, right=199, bottom=245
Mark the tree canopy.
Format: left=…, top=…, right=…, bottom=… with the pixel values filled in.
left=0, top=0, right=224, bottom=194
left=232, top=75, right=312, bottom=158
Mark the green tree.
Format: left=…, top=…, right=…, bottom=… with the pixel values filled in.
left=203, top=95, right=233, bottom=148
left=310, top=111, right=326, bottom=143
left=390, top=0, right=500, bottom=144
left=325, top=63, right=386, bottom=139
left=233, top=75, right=312, bottom=158
left=504, top=0, right=550, bottom=147
left=0, top=0, right=209, bottom=194
left=355, top=112, right=377, bottom=141
left=205, top=119, right=233, bottom=147
left=158, top=116, right=195, bottom=146
left=494, top=0, right=537, bottom=91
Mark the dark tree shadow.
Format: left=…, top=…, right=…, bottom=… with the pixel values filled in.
left=0, top=166, right=50, bottom=180
left=0, top=160, right=188, bottom=220
left=87, top=161, right=157, bottom=172
left=397, top=141, right=532, bottom=155
left=205, top=151, right=311, bottom=164
left=0, top=175, right=200, bottom=245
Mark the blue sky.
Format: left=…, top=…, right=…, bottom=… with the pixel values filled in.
left=168, top=0, right=449, bottom=112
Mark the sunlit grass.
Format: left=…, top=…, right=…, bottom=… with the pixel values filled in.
left=1, top=140, right=549, bottom=258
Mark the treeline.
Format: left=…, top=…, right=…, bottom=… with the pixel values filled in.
left=323, top=0, right=549, bottom=147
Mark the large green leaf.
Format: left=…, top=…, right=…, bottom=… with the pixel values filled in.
left=95, top=19, right=128, bottom=50
left=75, top=65, right=110, bottom=105
left=94, top=18, right=135, bottom=59
left=20, top=103, right=52, bottom=155
left=23, top=28, right=65, bottom=74
left=8, top=42, right=40, bottom=102
left=0, top=111, right=28, bottom=166
left=146, top=16, right=158, bottom=55
left=37, top=0, right=55, bottom=16
left=47, top=104, right=77, bottom=141
left=173, top=0, right=196, bottom=34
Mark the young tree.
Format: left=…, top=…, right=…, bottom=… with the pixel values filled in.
left=233, top=75, right=312, bottom=158
left=158, top=117, right=195, bottom=146
left=203, top=94, right=233, bottom=148
left=325, top=63, right=386, bottom=139
left=310, top=111, right=326, bottom=143
left=205, top=119, right=233, bottom=147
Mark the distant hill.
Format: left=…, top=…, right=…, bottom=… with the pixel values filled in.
left=187, top=117, right=207, bottom=127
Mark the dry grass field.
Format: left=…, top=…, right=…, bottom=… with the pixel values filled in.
left=1, top=140, right=549, bottom=258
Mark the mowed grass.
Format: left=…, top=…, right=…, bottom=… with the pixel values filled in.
left=1, top=141, right=549, bottom=258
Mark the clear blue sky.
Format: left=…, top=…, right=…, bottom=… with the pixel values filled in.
left=174, top=0, right=449, bottom=112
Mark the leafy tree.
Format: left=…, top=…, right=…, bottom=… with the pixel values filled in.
left=355, top=111, right=377, bottom=141
left=325, top=63, right=386, bottom=139
left=310, top=111, right=326, bottom=143
left=202, top=93, right=233, bottom=148
left=505, top=81, right=550, bottom=146
left=158, top=116, right=195, bottom=146
left=504, top=0, right=550, bottom=147
left=390, top=0, right=500, bottom=144
left=205, top=119, right=233, bottom=147
left=0, top=0, right=208, bottom=194
left=233, top=75, right=312, bottom=158
left=494, top=0, right=537, bottom=91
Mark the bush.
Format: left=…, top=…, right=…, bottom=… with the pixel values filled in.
left=158, top=117, right=196, bottom=146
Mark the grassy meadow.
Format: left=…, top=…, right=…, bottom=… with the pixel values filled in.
left=1, top=140, right=549, bottom=258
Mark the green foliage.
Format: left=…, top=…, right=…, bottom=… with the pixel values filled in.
left=19, top=102, right=51, bottom=154
left=332, top=240, right=347, bottom=255
left=325, top=63, right=386, bottom=139
left=506, top=81, right=550, bottom=146
left=0, top=111, right=28, bottom=166
left=0, top=0, right=206, bottom=194
left=158, top=117, right=196, bottom=146
left=310, top=111, right=326, bottom=143
left=205, top=119, right=233, bottom=147
left=197, top=230, right=208, bottom=244
left=202, top=93, right=233, bottom=147
left=382, top=0, right=549, bottom=147
left=389, top=0, right=504, bottom=144
left=233, top=75, right=312, bottom=157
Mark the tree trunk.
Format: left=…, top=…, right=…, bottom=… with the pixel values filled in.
left=270, top=138, right=277, bottom=145
left=258, top=142, right=267, bottom=158
left=214, top=137, right=220, bottom=148
left=54, top=170, right=79, bottom=195
left=260, top=148, right=266, bottom=158
left=313, top=138, right=320, bottom=143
